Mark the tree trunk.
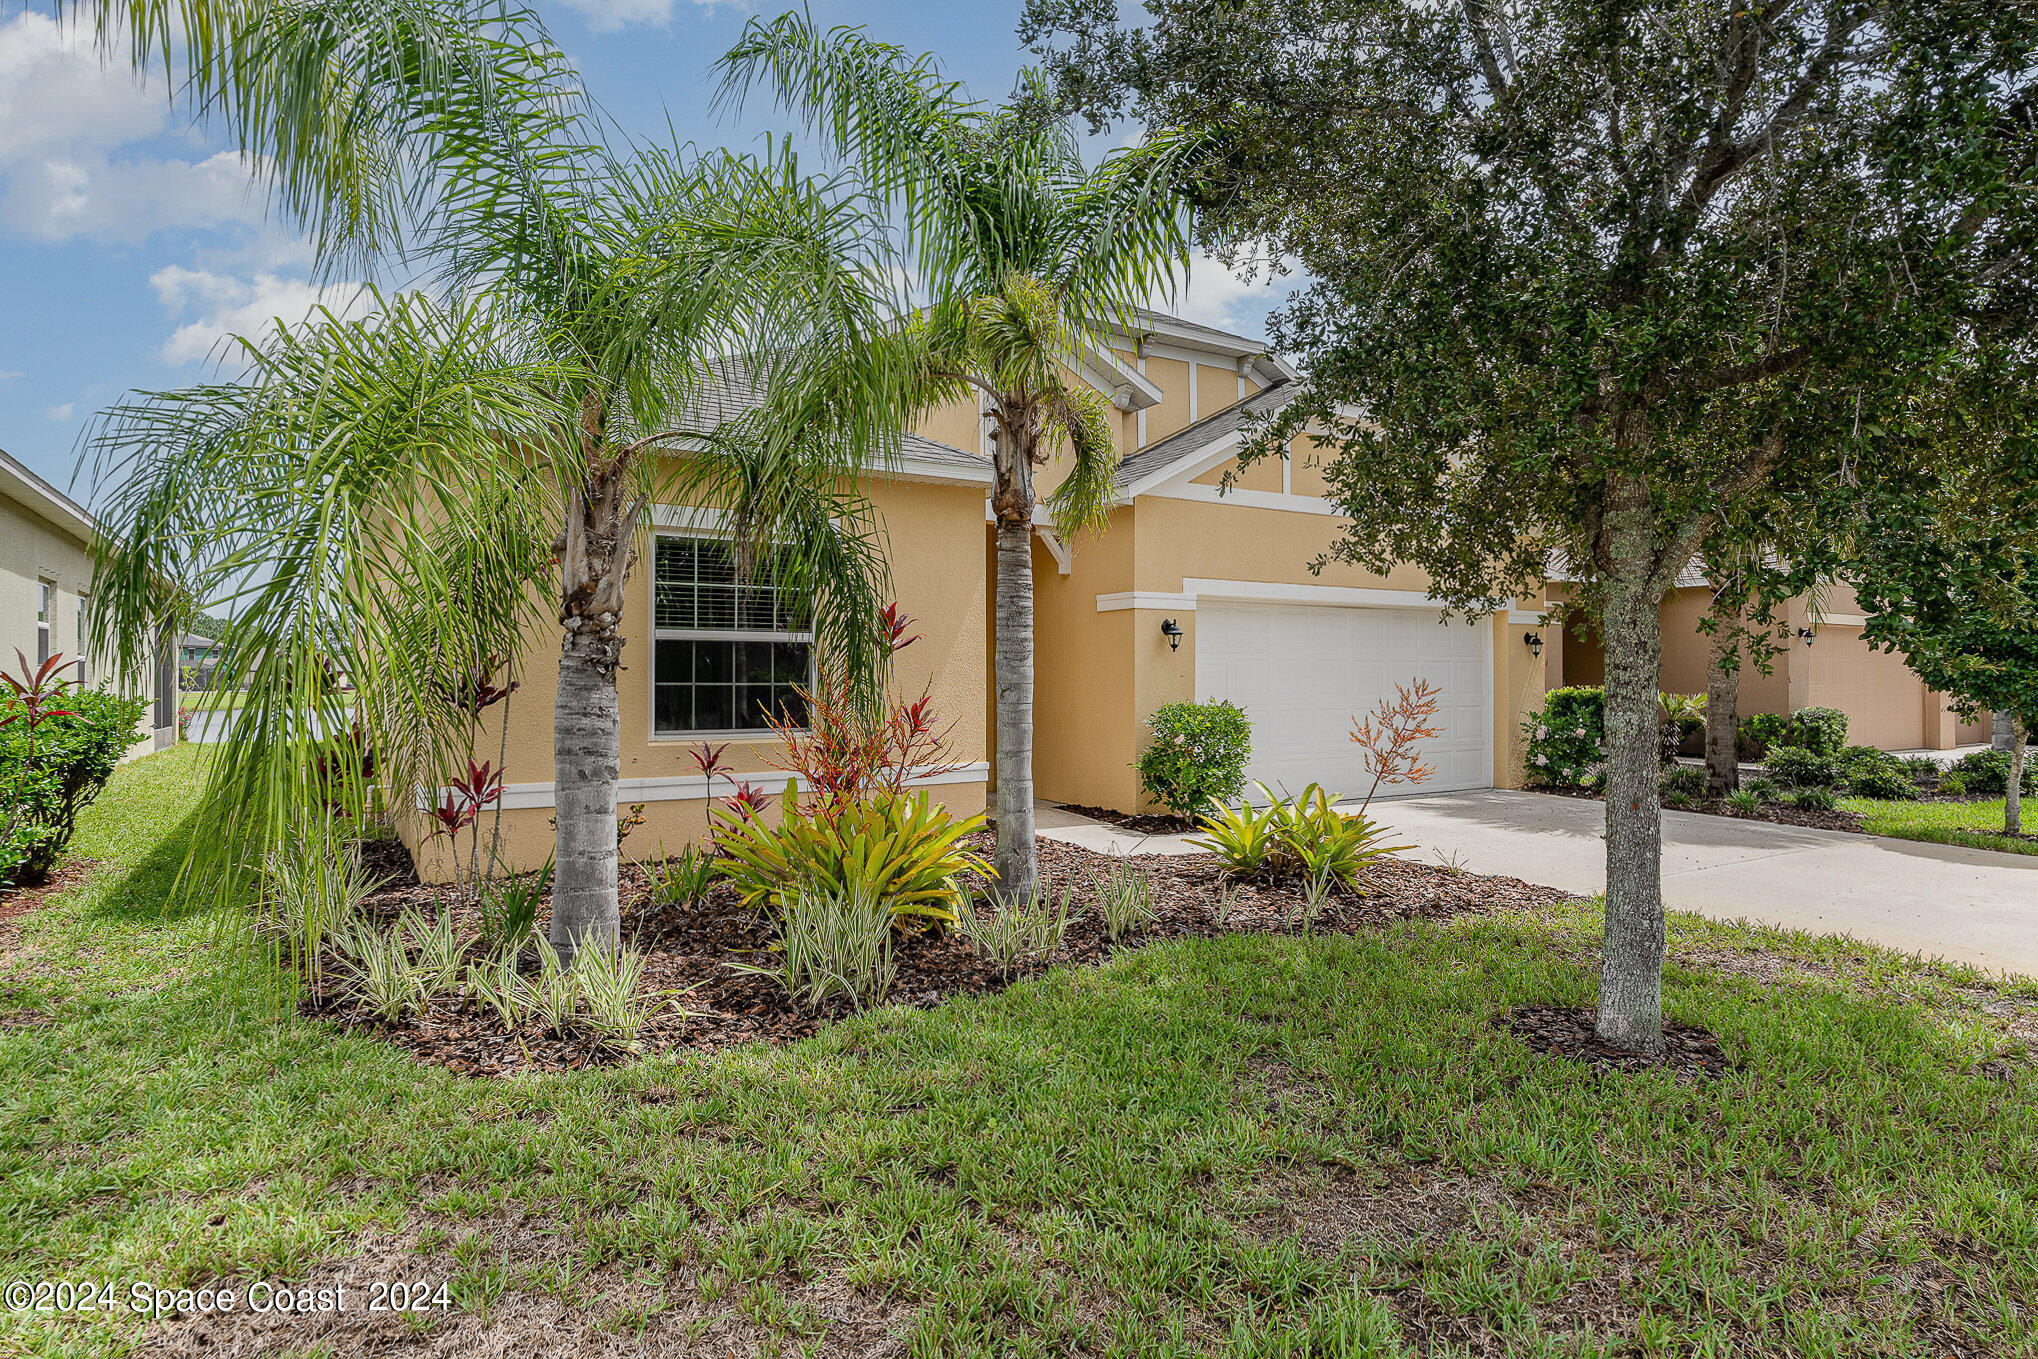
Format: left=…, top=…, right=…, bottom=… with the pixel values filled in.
left=551, top=634, right=620, bottom=959
left=1703, top=605, right=1741, bottom=798
left=547, top=465, right=647, bottom=963
left=1995, top=711, right=2016, bottom=752
left=1596, top=481, right=1668, bottom=1054
left=992, top=518, right=1037, bottom=901
left=2008, top=716, right=2027, bottom=838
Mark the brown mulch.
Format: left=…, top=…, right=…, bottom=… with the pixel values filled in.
left=304, top=834, right=1574, bottom=1079
left=1057, top=802, right=1196, bottom=834
left=1496, top=1004, right=1733, bottom=1082
left=1533, top=785, right=1864, bottom=833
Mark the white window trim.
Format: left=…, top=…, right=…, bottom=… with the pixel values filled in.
left=36, top=580, right=52, bottom=665
left=646, top=517, right=817, bottom=743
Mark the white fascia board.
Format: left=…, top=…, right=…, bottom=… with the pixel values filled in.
left=1096, top=591, right=1197, bottom=612
left=449, top=761, right=991, bottom=812
left=876, top=457, right=993, bottom=487
left=1180, top=578, right=1508, bottom=613
left=0, top=449, right=98, bottom=545
left=1080, top=340, right=1163, bottom=410
left=1142, top=482, right=1338, bottom=516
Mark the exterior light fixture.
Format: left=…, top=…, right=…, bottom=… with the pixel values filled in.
left=1797, top=627, right=1816, bottom=647
left=1524, top=631, right=1544, bottom=659
left=1160, top=618, right=1183, bottom=651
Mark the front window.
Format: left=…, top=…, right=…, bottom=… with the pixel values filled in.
left=651, top=534, right=812, bottom=735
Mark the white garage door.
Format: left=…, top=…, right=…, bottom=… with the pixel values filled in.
left=1195, top=601, right=1494, bottom=799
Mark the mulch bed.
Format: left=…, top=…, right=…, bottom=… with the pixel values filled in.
left=1057, top=803, right=1196, bottom=834
left=1497, top=1004, right=1733, bottom=1082
left=304, top=834, right=1573, bottom=1078
left=1533, top=785, right=1864, bottom=833
left=0, top=855, right=97, bottom=941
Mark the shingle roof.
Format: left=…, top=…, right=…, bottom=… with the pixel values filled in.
left=1114, top=379, right=1298, bottom=491
left=643, top=357, right=991, bottom=480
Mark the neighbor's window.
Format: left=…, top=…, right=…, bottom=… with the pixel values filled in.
left=651, top=535, right=811, bottom=735
left=74, top=596, right=86, bottom=684
left=36, top=581, right=52, bottom=665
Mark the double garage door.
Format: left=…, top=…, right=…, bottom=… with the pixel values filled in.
left=1195, top=601, right=1494, bottom=799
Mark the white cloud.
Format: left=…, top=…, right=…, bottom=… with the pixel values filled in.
left=0, top=13, right=269, bottom=241
left=150, top=266, right=370, bottom=366
left=45, top=403, right=74, bottom=421
left=0, top=370, right=22, bottom=386
left=557, top=0, right=730, bottom=33
left=1156, top=249, right=1293, bottom=339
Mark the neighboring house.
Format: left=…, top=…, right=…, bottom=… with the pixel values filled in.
left=1548, top=571, right=1990, bottom=752
left=179, top=633, right=220, bottom=688
left=405, top=310, right=1554, bottom=880
left=0, top=446, right=177, bottom=755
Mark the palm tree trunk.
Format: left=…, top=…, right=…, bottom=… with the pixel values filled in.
left=1596, top=478, right=1667, bottom=1054
left=1703, top=600, right=1741, bottom=798
left=992, top=518, right=1037, bottom=901
left=548, top=468, right=647, bottom=962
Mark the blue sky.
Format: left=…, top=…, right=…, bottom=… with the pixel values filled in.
left=0, top=0, right=1293, bottom=508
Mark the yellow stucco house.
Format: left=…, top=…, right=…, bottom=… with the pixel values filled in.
left=412, top=309, right=1554, bottom=878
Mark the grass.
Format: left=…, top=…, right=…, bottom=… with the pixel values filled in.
left=177, top=690, right=245, bottom=711
left=2, top=746, right=2035, bottom=1356
left=1840, top=794, right=2038, bottom=856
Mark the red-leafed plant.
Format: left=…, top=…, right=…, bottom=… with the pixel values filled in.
left=765, top=604, right=960, bottom=819
left=718, top=779, right=771, bottom=824
left=1348, top=678, right=1444, bottom=812
left=427, top=757, right=505, bottom=891
left=441, top=655, right=520, bottom=713
left=2, top=651, right=78, bottom=887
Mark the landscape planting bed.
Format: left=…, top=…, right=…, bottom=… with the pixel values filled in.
left=307, top=833, right=1575, bottom=1077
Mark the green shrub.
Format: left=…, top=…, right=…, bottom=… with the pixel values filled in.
left=1787, top=707, right=1850, bottom=756
left=647, top=845, right=714, bottom=907
left=1898, top=755, right=1941, bottom=782
left=1745, top=776, right=1782, bottom=803
left=1737, top=712, right=1790, bottom=761
left=1839, top=747, right=1916, bottom=801
left=1945, top=748, right=2035, bottom=796
left=0, top=687, right=149, bottom=886
left=1658, top=764, right=1706, bottom=802
left=1941, top=772, right=1971, bottom=796
left=1791, top=786, right=1838, bottom=812
left=712, top=789, right=988, bottom=922
left=1725, top=789, right=1760, bottom=814
left=1765, top=744, right=1843, bottom=789
left=1523, top=685, right=1604, bottom=786
left=1134, top=700, right=1252, bottom=817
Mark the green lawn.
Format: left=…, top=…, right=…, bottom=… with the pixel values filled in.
left=177, top=690, right=246, bottom=711
left=4, top=747, right=2037, bottom=1356
left=1841, top=795, right=2038, bottom=857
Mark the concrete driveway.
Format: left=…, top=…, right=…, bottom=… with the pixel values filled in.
left=1039, top=791, right=2038, bottom=979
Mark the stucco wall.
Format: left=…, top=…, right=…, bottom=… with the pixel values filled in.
left=399, top=473, right=992, bottom=882
left=1, top=483, right=165, bottom=756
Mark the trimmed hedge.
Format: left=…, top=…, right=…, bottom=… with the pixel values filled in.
left=1522, top=686, right=1604, bottom=787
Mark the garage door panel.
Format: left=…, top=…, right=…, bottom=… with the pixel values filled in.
left=1194, top=601, right=1493, bottom=798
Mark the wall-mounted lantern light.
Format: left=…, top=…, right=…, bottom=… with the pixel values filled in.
left=1523, top=631, right=1544, bottom=660
left=1160, top=618, right=1183, bottom=652
left=1797, top=627, right=1816, bottom=647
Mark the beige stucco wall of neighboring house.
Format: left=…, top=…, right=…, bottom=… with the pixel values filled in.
left=1, top=461, right=168, bottom=758
left=1555, top=581, right=1987, bottom=754
left=1029, top=506, right=1140, bottom=810
left=399, top=472, right=992, bottom=883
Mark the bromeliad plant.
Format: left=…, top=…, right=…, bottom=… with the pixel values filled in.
left=712, top=787, right=989, bottom=924
left=1191, top=782, right=1411, bottom=888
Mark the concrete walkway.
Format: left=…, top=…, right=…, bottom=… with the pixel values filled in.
left=1036, top=791, right=2038, bottom=980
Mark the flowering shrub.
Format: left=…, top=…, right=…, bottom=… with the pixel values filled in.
left=1134, top=700, right=1253, bottom=817
left=1521, top=685, right=1603, bottom=787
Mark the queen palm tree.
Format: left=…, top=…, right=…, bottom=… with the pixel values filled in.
left=85, top=2, right=911, bottom=956
left=719, top=15, right=1200, bottom=899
